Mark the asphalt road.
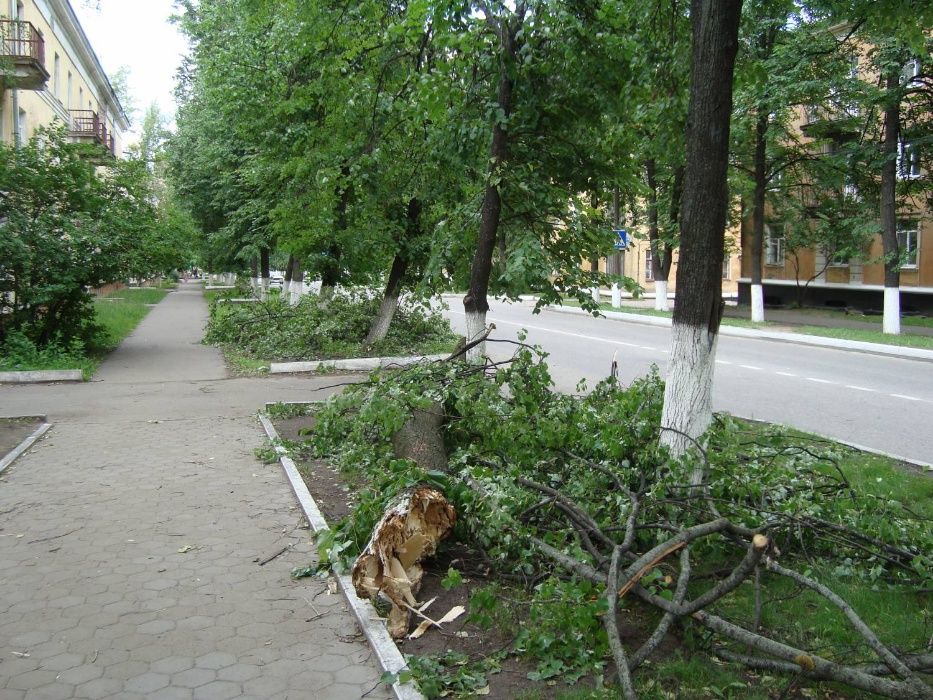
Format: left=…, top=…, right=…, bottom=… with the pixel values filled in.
left=443, top=297, right=933, bottom=465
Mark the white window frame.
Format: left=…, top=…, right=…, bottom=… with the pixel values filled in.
left=722, top=255, right=731, bottom=280
left=897, top=219, right=919, bottom=269
left=902, top=58, right=920, bottom=86
left=764, top=224, right=785, bottom=266
left=897, top=140, right=921, bottom=179
left=645, top=248, right=654, bottom=282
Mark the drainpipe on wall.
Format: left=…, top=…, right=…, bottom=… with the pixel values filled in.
left=10, top=0, right=20, bottom=147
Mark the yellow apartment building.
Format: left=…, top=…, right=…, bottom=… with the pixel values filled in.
left=586, top=223, right=742, bottom=302
left=738, top=38, right=930, bottom=313
left=1, top=0, right=127, bottom=157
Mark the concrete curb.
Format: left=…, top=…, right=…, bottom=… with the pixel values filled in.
left=258, top=412, right=425, bottom=700
left=270, top=354, right=449, bottom=374
left=0, top=420, right=52, bottom=476
left=544, top=304, right=933, bottom=362
left=0, top=369, right=84, bottom=383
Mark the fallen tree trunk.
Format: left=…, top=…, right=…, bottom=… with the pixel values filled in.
left=351, top=486, right=457, bottom=638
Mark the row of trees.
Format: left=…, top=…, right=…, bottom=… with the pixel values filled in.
left=168, top=0, right=929, bottom=455
left=0, top=126, right=195, bottom=348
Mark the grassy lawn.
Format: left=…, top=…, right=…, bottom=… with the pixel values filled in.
left=556, top=298, right=933, bottom=348
left=0, top=286, right=170, bottom=379
left=94, top=287, right=170, bottom=350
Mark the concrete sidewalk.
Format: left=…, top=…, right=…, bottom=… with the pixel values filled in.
left=0, top=281, right=391, bottom=700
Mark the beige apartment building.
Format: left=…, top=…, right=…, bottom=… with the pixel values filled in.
left=1, top=0, right=127, bottom=157
left=738, top=41, right=930, bottom=313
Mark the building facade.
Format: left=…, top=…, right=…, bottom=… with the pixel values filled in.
left=1, top=0, right=127, bottom=157
left=738, top=36, right=930, bottom=313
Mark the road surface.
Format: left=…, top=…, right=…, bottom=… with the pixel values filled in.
left=443, top=298, right=933, bottom=465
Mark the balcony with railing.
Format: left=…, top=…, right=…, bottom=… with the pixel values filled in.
left=0, top=18, right=49, bottom=90
left=68, top=110, right=115, bottom=159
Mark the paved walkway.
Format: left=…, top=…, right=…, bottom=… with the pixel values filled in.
left=0, top=282, right=391, bottom=700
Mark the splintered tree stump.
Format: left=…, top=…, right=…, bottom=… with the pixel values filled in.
left=351, top=486, right=456, bottom=638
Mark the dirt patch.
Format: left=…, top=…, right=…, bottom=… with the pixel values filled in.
left=0, top=417, right=44, bottom=459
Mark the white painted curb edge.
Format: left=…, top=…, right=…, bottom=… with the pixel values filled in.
left=257, top=413, right=425, bottom=700
left=0, top=369, right=84, bottom=383
left=270, top=354, right=449, bottom=374
left=0, top=422, right=52, bottom=476
left=544, top=304, right=933, bottom=362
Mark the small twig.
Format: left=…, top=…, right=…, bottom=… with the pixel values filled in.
left=258, top=544, right=292, bottom=566
left=28, top=528, right=80, bottom=544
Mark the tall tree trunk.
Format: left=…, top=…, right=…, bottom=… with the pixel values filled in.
left=880, top=68, right=901, bottom=335
left=283, top=254, right=295, bottom=298
left=659, top=0, right=743, bottom=474
left=365, top=199, right=421, bottom=345
left=750, top=110, right=768, bottom=323
left=289, top=257, right=303, bottom=305
left=610, top=186, right=623, bottom=308
left=322, top=182, right=351, bottom=298
left=259, top=247, right=270, bottom=301
left=646, top=160, right=670, bottom=312
left=250, top=257, right=259, bottom=295
left=463, top=26, right=517, bottom=362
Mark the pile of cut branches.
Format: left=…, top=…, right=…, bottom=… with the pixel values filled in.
left=299, top=342, right=932, bottom=698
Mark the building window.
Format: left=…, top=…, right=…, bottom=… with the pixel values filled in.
left=828, top=249, right=849, bottom=267
left=722, top=255, right=731, bottom=280
left=645, top=249, right=654, bottom=281
left=897, top=219, right=919, bottom=269
left=67, top=72, right=72, bottom=110
left=765, top=224, right=784, bottom=266
left=902, top=58, right=920, bottom=86
left=897, top=141, right=920, bottom=179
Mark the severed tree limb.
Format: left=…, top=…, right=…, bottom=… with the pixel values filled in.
left=692, top=610, right=933, bottom=700
left=764, top=558, right=923, bottom=687
left=679, top=534, right=770, bottom=615
left=618, top=541, right=685, bottom=600
left=603, top=546, right=637, bottom=700
left=714, top=649, right=933, bottom=679
left=444, top=324, right=495, bottom=362
left=518, top=477, right=616, bottom=549
left=630, top=546, right=692, bottom=670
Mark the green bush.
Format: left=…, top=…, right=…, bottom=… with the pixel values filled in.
left=204, top=292, right=458, bottom=361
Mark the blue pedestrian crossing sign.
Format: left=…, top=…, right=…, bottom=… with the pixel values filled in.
left=613, top=229, right=629, bottom=250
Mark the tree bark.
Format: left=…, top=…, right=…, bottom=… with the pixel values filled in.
left=283, top=254, right=295, bottom=298
left=659, top=0, right=743, bottom=471
left=289, top=256, right=303, bottom=306
left=750, top=110, right=768, bottom=322
left=364, top=198, right=421, bottom=345
left=250, top=257, right=259, bottom=294
left=464, top=20, right=518, bottom=362
left=880, top=67, right=901, bottom=335
left=259, top=247, right=270, bottom=300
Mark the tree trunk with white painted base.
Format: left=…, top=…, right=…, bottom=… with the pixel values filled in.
left=654, top=280, right=669, bottom=311
left=646, top=159, right=674, bottom=312
left=259, top=247, right=270, bottom=301
left=283, top=254, right=294, bottom=299
left=751, top=284, right=764, bottom=322
left=750, top=108, right=768, bottom=323
left=365, top=253, right=408, bottom=346
left=288, top=258, right=302, bottom=306
left=659, top=0, right=743, bottom=476
left=463, top=16, right=518, bottom=363
left=880, top=67, right=901, bottom=335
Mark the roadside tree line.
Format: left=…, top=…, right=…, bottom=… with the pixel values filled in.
left=168, top=0, right=930, bottom=456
